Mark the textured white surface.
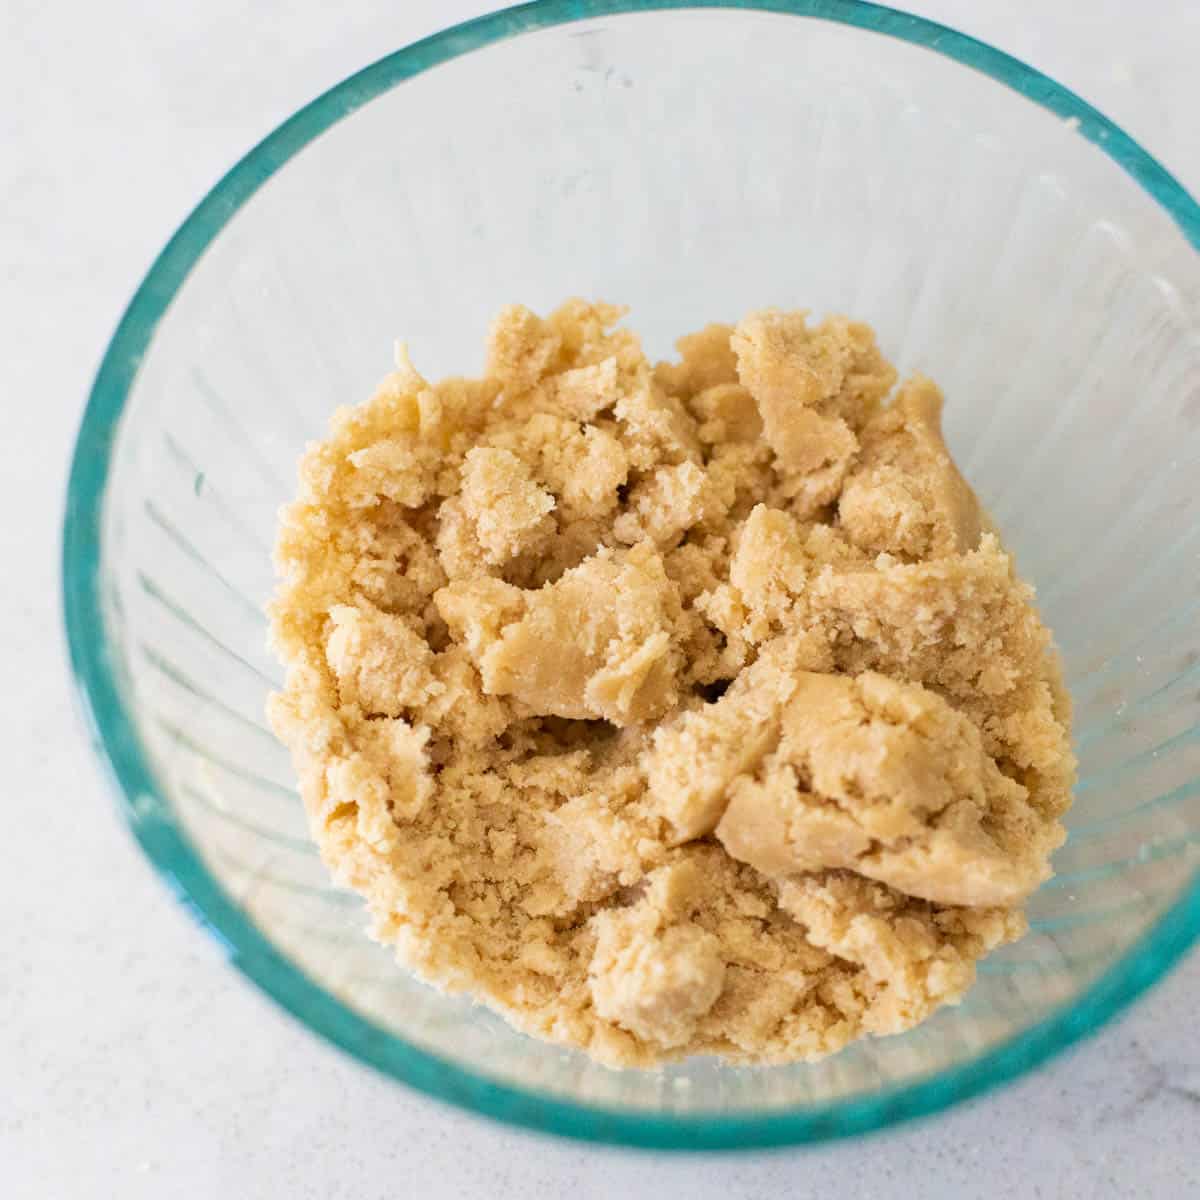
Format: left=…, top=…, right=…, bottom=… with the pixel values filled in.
left=4, top=1, right=1200, bottom=1196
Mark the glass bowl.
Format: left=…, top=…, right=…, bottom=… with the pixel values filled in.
left=62, top=0, right=1200, bottom=1149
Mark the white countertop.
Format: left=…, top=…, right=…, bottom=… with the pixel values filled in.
left=6, top=1, right=1199, bottom=1196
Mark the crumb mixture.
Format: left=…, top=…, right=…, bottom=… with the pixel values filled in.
left=268, top=301, right=1075, bottom=1066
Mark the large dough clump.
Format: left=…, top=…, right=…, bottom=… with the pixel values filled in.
left=714, top=671, right=1060, bottom=907
left=269, top=301, right=1074, bottom=1067
left=436, top=542, right=683, bottom=726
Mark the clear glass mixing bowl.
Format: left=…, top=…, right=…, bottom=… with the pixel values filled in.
left=62, top=0, right=1200, bottom=1148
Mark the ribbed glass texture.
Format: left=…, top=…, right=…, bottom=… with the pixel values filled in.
left=63, top=2, right=1200, bottom=1148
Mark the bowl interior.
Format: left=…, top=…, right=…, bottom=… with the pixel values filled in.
left=70, top=4, right=1200, bottom=1144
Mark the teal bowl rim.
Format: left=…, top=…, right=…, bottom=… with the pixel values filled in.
left=62, top=0, right=1200, bottom=1151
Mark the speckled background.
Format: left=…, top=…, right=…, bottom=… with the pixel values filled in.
left=5, top=2, right=1198, bottom=1196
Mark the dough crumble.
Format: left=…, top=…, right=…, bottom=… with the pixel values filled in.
left=268, top=301, right=1074, bottom=1067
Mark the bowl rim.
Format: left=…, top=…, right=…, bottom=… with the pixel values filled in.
left=62, top=0, right=1200, bottom=1151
